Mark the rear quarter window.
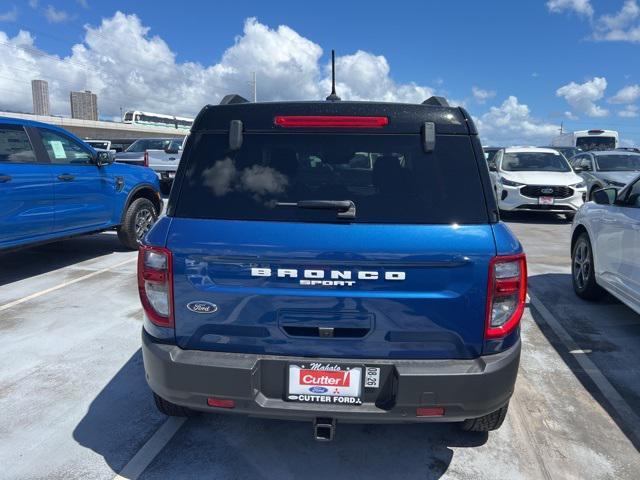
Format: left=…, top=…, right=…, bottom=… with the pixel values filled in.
left=173, top=133, right=489, bottom=224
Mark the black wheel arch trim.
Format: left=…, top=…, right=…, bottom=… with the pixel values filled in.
left=120, top=183, right=162, bottom=224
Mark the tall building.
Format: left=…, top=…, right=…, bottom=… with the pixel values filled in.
left=70, top=90, right=98, bottom=121
left=31, top=79, right=50, bottom=116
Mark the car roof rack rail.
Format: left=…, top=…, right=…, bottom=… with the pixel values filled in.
left=422, top=96, right=450, bottom=107
left=219, top=94, right=250, bottom=105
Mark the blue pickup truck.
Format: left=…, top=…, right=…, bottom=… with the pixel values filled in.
left=0, top=117, right=162, bottom=251
left=140, top=95, right=526, bottom=439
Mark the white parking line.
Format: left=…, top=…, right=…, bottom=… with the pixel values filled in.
left=113, top=417, right=187, bottom=480
left=0, top=257, right=136, bottom=312
left=528, top=292, right=640, bottom=444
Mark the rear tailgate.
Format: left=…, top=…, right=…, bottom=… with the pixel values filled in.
left=147, top=149, right=181, bottom=173
left=168, top=219, right=496, bottom=359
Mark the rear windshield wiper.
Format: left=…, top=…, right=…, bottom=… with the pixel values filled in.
left=276, top=200, right=356, bottom=219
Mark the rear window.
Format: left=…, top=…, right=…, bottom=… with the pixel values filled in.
left=174, top=133, right=488, bottom=224
left=576, top=136, right=616, bottom=151
left=126, top=139, right=173, bottom=153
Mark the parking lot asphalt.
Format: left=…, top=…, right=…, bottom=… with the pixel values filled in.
left=1, top=215, right=639, bottom=480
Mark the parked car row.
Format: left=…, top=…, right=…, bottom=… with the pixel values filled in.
left=0, top=117, right=163, bottom=251
left=483, top=144, right=640, bottom=220
left=481, top=142, right=640, bottom=316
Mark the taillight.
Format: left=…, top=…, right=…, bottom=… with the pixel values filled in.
left=143, top=151, right=149, bottom=167
left=274, top=115, right=389, bottom=128
left=138, top=245, right=174, bottom=328
left=485, top=253, right=527, bottom=339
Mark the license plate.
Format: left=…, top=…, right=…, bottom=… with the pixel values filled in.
left=287, top=364, right=362, bottom=405
left=538, top=196, right=554, bottom=205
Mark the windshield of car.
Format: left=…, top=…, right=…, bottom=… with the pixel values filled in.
left=595, top=154, right=640, bottom=171
left=174, top=133, right=489, bottom=224
left=125, top=139, right=173, bottom=153
left=576, top=136, right=616, bottom=151
left=501, top=152, right=571, bottom=172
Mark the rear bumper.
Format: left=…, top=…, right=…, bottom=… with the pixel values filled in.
left=142, top=330, right=520, bottom=423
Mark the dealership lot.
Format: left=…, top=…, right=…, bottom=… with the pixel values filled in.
left=0, top=215, right=639, bottom=479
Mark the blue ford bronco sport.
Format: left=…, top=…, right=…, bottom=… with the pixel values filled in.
left=140, top=94, right=526, bottom=439
left=0, top=117, right=162, bottom=251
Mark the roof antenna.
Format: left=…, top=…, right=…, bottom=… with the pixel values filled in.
left=326, top=49, right=341, bottom=102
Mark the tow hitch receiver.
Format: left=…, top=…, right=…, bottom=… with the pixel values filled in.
left=313, top=417, right=336, bottom=442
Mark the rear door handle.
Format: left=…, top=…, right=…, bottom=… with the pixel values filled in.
left=57, top=174, right=75, bottom=181
left=0, top=175, right=11, bottom=183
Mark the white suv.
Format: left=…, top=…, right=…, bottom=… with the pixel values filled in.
left=492, top=147, right=586, bottom=219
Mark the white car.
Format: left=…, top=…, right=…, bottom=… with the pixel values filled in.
left=492, top=147, right=587, bottom=219
left=571, top=177, right=640, bottom=314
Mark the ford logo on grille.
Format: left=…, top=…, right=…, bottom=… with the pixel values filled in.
left=541, top=187, right=554, bottom=194
left=186, top=301, right=218, bottom=314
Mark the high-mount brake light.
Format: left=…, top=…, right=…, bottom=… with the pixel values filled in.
left=274, top=116, right=389, bottom=128
left=138, top=245, right=174, bottom=328
left=485, top=253, right=527, bottom=340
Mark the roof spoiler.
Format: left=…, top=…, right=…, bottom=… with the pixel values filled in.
left=422, top=96, right=450, bottom=107
left=219, top=94, right=250, bottom=105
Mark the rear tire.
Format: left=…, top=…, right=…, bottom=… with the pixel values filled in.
left=461, top=403, right=509, bottom=432
left=117, top=198, right=158, bottom=250
left=572, top=232, right=604, bottom=300
left=153, top=392, right=198, bottom=417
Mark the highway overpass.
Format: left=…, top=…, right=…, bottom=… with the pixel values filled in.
left=0, top=111, right=186, bottom=140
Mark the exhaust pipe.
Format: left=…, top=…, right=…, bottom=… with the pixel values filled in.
left=313, top=417, right=336, bottom=442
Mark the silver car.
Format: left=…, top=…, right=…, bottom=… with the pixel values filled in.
left=570, top=150, right=640, bottom=200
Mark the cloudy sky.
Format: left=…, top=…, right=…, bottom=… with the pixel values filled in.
left=1, top=0, right=639, bottom=145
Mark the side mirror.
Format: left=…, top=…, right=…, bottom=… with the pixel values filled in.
left=95, top=150, right=115, bottom=167
left=488, top=162, right=497, bottom=172
left=573, top=166, right=583, bottom=173
left=592, top=187, right=617, bottom=205
left=164, top=147, right=180, bottom=155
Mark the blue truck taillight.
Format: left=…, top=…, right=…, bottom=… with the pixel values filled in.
left=485, top=253, right=527, bottom=340
left=138, top=245, right=174, bottom=328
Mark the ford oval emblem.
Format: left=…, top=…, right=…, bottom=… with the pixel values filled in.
left=186, top=301, right=218, bottom=314
left=309, top=386, right=328, bottom=394
left=541, top=187, right=554, bottom=194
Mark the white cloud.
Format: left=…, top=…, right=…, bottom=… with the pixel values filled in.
left=44, top=5, right=70, bottom=23
left=610, top=84, right=640, bottom=104
left=28, top=0, right=38, bottom=8
left=474, top=96, right=559, bottom=146
left=546, top=0, right=593, bottom=17
left=0, top=6, right=18, bottom=22
left=618, top=105, right=639, bottom=117
left=0, top=14, right=438, bottom=119
left=593, top=0, right=640, bottom=42
left=325, top=50, right=434, bottom=103
left=471, top=86, right=496, bottom=104
left=556, top=77, right=609, bottom=117
left=77, top=0, right=89, bottom=9
left=564, top=111, right=579, bottom=120
left=551, top=0, right=640, bottom=43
